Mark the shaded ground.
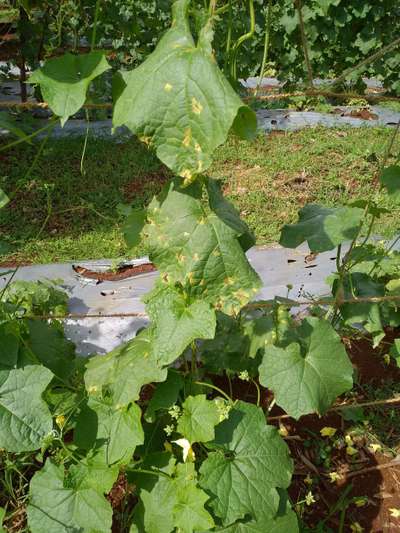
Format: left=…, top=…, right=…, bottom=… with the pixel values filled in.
left=1, top=126, right=399, bottom=264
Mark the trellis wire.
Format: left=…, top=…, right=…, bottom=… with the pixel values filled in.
left=8, top=292, right=400, bottom=321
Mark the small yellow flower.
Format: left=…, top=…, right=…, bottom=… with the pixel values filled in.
left=55, top=415, right=66, bottom=429
left=346, top=445, right=358, bottom=456
left=238, top=370, right=250, bottom=382
left=164, top=425, right=174, bottom=436
left=320, top=426, right=337, bottom=438
left=369, top=443, right=382, bottom=453
left=329, top=471, right=342, bottom=483
left=354, top=496, right=368, bottom=508
left=305, top=491, right=315, bottom=506
left=350, top=523, right=364, bottom=532
left=383, top=354, right=391, bottom=365
left=345, top=434, right=353, bottom=445
left=304, top=474, right=313, bottom=486
left=389, top=508, right=400, bottom=518
left=278, top=424, right=289, bottom=437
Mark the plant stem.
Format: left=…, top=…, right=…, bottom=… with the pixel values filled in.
left=295, top=0, right=314, bottom=89
left=255, top=0, right=272, bottom=97
left=91, top=0, right=101, bottom=50
left=0, top=118, right=58, bottom=152
left=194, top=381, right=233, bottom=404
left=252, top=379, right=261, bottom=407
left=129, top=468, right=171, bottom=479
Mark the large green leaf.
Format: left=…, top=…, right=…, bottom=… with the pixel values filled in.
left=0, top=366, right=53, bottom=452
left=27, top=460, right=113, bottom=533
left=177, top=394, right=220, bottom=443
left=85, top=329, right=167, bottom=407
left=379, top=165, right=400, bottom=203
left=75, top=395, right=144, bottom=465
left=259, top=317, right=353, bottom=419
left=144, top=178, right=261, bottom=314
left=113, top=0, right=256, bottom=182
left=280, top=204, right=364, bottom=252
left=0, top=322, right=19, bottom=369
left=199, top=401, right=293, bottom=525
left=30, top=52, right=110, bottom=126
left=214, top=492, right=298, bottom=533
left=26, top=320, right=75, bottom=378
left=145, top=284, right=216, bottom=365
left=140, top=463, right=214, bottom=533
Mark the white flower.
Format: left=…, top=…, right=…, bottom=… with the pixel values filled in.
left=168, top=404, right=181, bottom=420
left=164, top=425, right=174, bottom=436
left=305, top=491, right=315, bottom=506
left=173, top=438, right=195, bottom=462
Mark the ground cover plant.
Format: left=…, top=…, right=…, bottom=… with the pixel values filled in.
left=1, top=0, right=400, bottom=531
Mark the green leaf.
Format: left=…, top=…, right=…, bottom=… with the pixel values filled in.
left=144, top=178, right=261, bottom=314
left=0, top=366, right=53, bottom=452
left=113, top=0, right=256, bottom=182
left=0, top=188, right=9, bottom=210
left=123, top=208, right=147, bottom=249
left=390, top=339, right=400, bottom=367
left=280, top=204, right=363, bottom=252
left=26, top=320, right=75, bottom=378
left=0, top=322, right=19, bottom=369
left=30, top=52, right=110, bottom=126
left=259, top=317, right=353, bottom=419
left=177, top=394, right=220, bottom=443
left=27, top=460, right=113, bottom=533
left=379, top=165, right=400, bottom=203
left=199, top=401, right=293, bottom=525
left=145, top=369, right=184, bottom=423
left=336, top=273, right=385, bottom=337
left=0, top=507, right=6, bottom=533
left=85, top=329, right=167, bottom=407
left=145, top=284, right=216, bottom=366
left=214, top=492, right=298, bottom=532
left=140, top=462, right=214, bottom=533
left=75, top=395, right=144, bottom=465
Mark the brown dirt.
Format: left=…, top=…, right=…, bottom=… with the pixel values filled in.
left=72, top=262, right=156, bottom=282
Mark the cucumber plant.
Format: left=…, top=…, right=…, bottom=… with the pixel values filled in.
left=1, top=0, right=400, bottom=532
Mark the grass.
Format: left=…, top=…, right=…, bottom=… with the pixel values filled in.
left=1, top=125, right=399, bottom=264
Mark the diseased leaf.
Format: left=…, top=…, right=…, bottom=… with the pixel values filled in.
left=27, top=460, right=113, bottom=533
left=280, top=204, right=363, bottom=252
left=380, top=165, right=400, bottom=203
left=145, top=284, right=216, bottom=366
left=30, top=52, right=110, bottom=126
left=199, top=401, right=293, bottom=525
left=144, top=178, right=261, bottom=314
left=0, top=366, right=53, bottom=452
left=85, top=329, right=167, bottom=407
left=145, top=369, right=184, bottom=423
left=259, top=317, right=353, bottom=419
left=113, top=0, right=256, bottom=182
left=177, top=395, right=220, bottom=443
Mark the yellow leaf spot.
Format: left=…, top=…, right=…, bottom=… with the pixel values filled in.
left=191, top=97, right=203, bottom=115
left=187, top=272, right=195, bottom=284
left=139, top=135, right=152, bottom=146
left=88, top=386, right=98, bottom=394
left=197, top=160, right=203, bottom=173
left=192, top=253, right=199, bottom=261
left=177, top=253, right=186, bottom=263
left=224, top=277, right=234, bottom=286
left=162, top=273, right=169, bottom=283
left=212, top=249, right=220, bottom=257
left=181, top=169, right=193, bottom=185
left=182, top=127, right=192, bottom=147
left=164, top=83, right=173, bottom=92
left=183, top=232, right=190, bottom=237
left=198, top=217, right=206, bottom=225
left=195, top=143, right=202, bottom=153
left=320, top=426, right=337, bottom=438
